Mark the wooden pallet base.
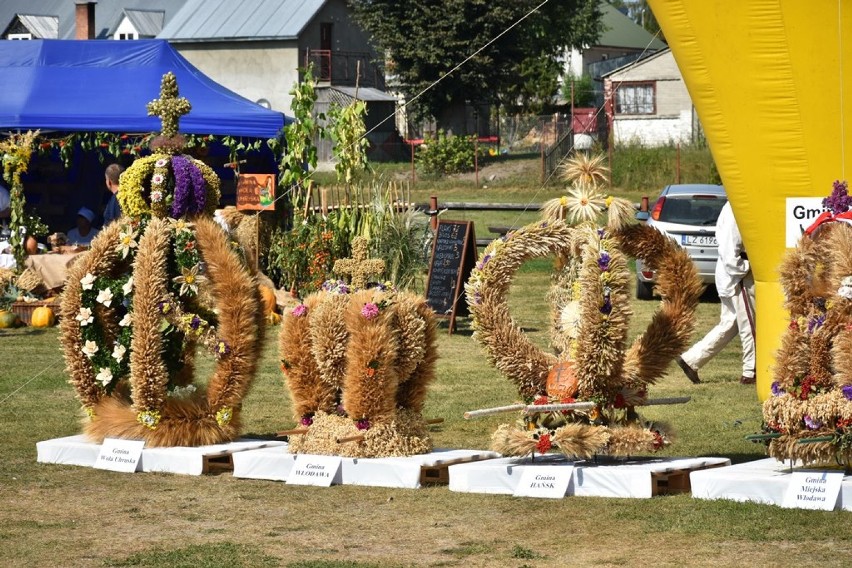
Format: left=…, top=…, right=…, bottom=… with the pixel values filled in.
left=420, top=453, right=496, bottom=485
left=651, top=461, right=729, bottom=495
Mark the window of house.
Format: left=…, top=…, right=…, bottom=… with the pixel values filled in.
left=615, top=81, right=655, bottom=114
left=115, top=32, right=138, bottom=40
left=8, top=33, right=32, bottom=40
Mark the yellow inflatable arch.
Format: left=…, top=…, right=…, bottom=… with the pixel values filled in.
left=648, top=0, right=852, bottom=399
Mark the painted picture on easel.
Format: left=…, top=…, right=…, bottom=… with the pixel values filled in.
left=236, top=173, right=276, bottom=211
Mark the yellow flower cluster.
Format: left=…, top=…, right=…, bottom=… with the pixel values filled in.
left=117, top=155, right=159, bottom=219
left=136, top=409, right=161, bottom=430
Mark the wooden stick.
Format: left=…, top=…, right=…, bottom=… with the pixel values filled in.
left=642, top=396, right=692, bottom=405
left=744, top=433, right=781, bottom=441
left=464, top=404, right=526, bottom=419
left=523, top=402, right=596, bottom=414
left=425, top=418, right=444, bottom=425
left=276, top=428, right=308, bottom=437
left=337, top=434, right=365, bottom=444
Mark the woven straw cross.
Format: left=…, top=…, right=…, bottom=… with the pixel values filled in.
left=333, top=237, right=385, bottom=290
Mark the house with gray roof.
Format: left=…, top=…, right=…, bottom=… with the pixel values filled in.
left=0, top=1, right=402, bottom=159
left=563, top=1, right=667, bottom=80
left=602, top=48, right=701, bottom=147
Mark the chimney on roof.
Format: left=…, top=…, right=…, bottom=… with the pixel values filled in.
left=75, top=2, right=96, bottom=40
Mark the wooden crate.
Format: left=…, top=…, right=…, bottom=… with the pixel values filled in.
left=651, top=461, right=729, bottom=496
left=11, top=299, right=59, bottom=326
left=202, top=453, right=235, bottom=474
left=419, top=453, right=497, bottom=486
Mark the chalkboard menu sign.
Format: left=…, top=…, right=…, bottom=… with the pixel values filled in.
left=426, top=220, right=477, bottom=333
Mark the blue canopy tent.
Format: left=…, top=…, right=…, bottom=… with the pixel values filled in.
left=0, top=39, right=290, bottom=231
left=0, top=39, right=289, bottom=136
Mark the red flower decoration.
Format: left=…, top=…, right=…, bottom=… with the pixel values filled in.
left=536, top=433, right=552, bottom=454
left=365, top=367, right=376, bottom=378
left=614, top=393, right=626, bottom=409
left=533, top=395, right=549, bottom=406
left=789, top=320, right=799, bottom=330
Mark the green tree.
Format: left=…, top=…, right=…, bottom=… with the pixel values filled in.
left=348, top=0, right=603, bottom=132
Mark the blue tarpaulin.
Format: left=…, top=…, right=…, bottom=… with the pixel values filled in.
left=0, top=39, right=289, bottom=138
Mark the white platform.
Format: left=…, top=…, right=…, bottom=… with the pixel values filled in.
left=449, top=455, right=731, bottom=498
left=232, top=446, right=500, bottom=489
left=36, top=435, right=287, bottom=476
left=691, top=458, right=852, bottom=510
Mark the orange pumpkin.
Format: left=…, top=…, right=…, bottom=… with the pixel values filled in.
left=546, top=360, right=578, bottom=399
left=259, top=285, right=277, bottom=315
left=31, top=306, right=55, bottom=328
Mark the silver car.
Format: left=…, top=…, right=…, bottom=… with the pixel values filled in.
left=635, top=184, right=727, bottom=300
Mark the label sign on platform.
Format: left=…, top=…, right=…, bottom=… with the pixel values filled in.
left=94, top=438, right=144, bottom=473
left=286, top=455, right=342, bottom=486
left=513, top=465, right=573, bottom=499
left=781, top=471, right=844, bottom=510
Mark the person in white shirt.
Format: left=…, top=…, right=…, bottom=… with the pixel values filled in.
left=67, top=206, right=100, bottom=246
left=677, top=201, right=756, bottom=384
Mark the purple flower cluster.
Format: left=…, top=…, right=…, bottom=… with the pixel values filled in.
left=807, top=314, right=826, bottom=334
left=803, top=415, right=823, bottom=430
left=170, top=155, right=207, bottom=218
left=476, top=253, right=492, bottom=271
left=322, top=280, right=350, bottom=295
left=842, top=384, right=852, bottom=401
left=598, top=252, right=611, bottom=272
left=822, top=180, right=852, bottom=215
left=770, top=381, right=785, bottom=396
left=300, top=414, right=314, bottom=427
left=355, top=418, right=371, bottom=431
left=292, top=304, right=307, bottom=317
left=190, top=315, right=202, bottom=330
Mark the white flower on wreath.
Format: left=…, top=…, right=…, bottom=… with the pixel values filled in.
left=80, top=273, right=96, bottom=291
left=122, top=277, right=133, bottom=296
left=152, top=173, right=165, bottom=185
left=173, top=264, right=206, bottom=296
left=169, top=384, right=197, bottom=399
left=76, top=307, right=94, bottom=326
left=81, top=340, right=98, bottom=358
left=155, top=158, right=168, bottom=168
left=95, top=367, right=113, bottom=386
left=151, top=190, right=163, bottom=203
left=117, top=230, right=138, bottom=259
left=168, top=217, right=194, bottom=235
left=560, top=301, right=582, bottom=339
left=839, top=276, right=852, bottom=300
left=112, top=343, right=126, bottom=362
left=119, top=312, right=132, bottom=327
left=96, top=288, right=114, bottom=307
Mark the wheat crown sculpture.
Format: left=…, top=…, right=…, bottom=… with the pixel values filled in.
left=60, top=72, right=264, bottom=447
left=464, top=154, right=704, bottom=458
left=278, top=236, right=439, bottom=458
left=754, top=180, right=852, bottom=467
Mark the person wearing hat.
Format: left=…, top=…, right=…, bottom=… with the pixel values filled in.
left=67, top=206, right=100, bottom=246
